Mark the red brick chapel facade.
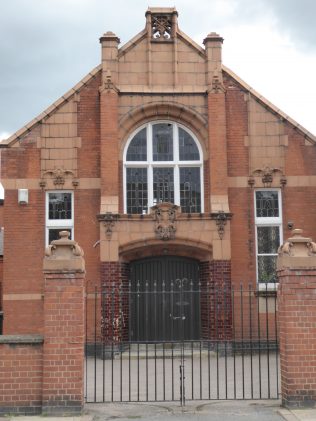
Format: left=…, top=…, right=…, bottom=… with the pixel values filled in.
left=0, top=7, right=316, bottom=337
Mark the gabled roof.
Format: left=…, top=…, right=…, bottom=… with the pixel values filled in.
left=1, top=27, right=315, bottom=147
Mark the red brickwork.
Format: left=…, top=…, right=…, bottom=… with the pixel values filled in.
left=100, top=261, right=129, bottom=342
left=42, top=272, right=85, bottom=414
left=229, top=187, right=256, bottom=288
left=77, top=72, right=101, bottom=178
left=200, top=260, right=232, bottom=340
left=278, top=267, right=316, bottom=407
left=2, top=189, right=44, bottom=334
left=100, top=90, right=119, bottom=196
left=0, top=338, right=43, bottom=414
left=225, top=78, right=249, bottom=177
left=207, top=92, right=228, bottom=195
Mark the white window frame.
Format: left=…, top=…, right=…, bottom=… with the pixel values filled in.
left=254, top=189, right=283, bottom=290
left=123, top=121, right=204, bottom=213
left=45, top=191, right=74, bottom=246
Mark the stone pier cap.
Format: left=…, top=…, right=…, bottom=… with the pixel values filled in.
left=277, top=228, right=316, bottom=270
left=43, top=230, right=85, bottom=272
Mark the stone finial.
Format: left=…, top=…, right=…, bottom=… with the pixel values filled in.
left=277, top=229, right=316, bottom=270
left=43, top=231, right=85, bottom=272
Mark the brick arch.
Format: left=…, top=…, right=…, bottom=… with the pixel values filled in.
left=118, top=101, right=208, bottom=159
left=119, top=237, right=212, bottom=263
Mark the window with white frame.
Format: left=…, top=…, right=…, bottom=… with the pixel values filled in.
left=255, top=190, right=282, bottom=285
left=46, top=191, right=73, bottom=245
left=124, top=122, right=203, bottom=214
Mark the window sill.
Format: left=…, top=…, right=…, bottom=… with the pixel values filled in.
left=255, top=284, right=278, bottom=297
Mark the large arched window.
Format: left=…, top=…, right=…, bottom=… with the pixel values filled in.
left=124, top=121, right=203, bottom=214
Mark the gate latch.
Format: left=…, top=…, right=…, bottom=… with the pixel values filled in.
left=170, top=314, right=186, bottom=320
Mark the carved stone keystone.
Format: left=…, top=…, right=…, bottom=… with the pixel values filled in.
left=43, top=230, right=85, bottom=272
left=277, top=228, right=316, bottom=270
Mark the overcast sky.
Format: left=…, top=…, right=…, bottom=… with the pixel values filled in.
left=0, top=0, right=315, bottom=138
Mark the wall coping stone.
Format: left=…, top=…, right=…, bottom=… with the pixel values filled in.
left=0, top=334, right=44, bottom=344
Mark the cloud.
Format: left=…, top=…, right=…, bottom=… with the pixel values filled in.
left=236, top=0, right=316, bottom=51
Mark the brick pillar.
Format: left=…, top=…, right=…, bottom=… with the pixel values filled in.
left=277, top=228, right=316, bottom=408
left=42, top=231, right=85, bottom=415
left=203, top=32, right=229, bottom=214
left=99, top=31, right=120, bottom=208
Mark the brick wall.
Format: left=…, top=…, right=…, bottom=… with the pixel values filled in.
left=100, top=261, right=129, bottom=342
left=278, top=267, right=316, bottom=407
left=0, top=336, right=43, bottom=415
left=42, top=272, right=85, bottom=414
left=2, top=189, right=44, bottom=334
left=200, top=260, right=232, bottom=340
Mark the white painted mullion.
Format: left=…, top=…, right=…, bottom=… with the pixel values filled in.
left=123, top=164, right=127, bottom=213
left=174, top=124, right=179, bottom=162
left=174, top=165, right=180, bottom=206
left=147, top=123, right=153, bottom=210
left=173, top=124, right=180, bottom=206
left=200, top=163, right=204, bottom=213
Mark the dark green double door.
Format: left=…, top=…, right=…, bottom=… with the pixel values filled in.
left=129, top=256, right=201, bottom=342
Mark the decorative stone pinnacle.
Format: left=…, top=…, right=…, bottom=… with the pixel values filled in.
left=277, top=228, right=316, bottom=270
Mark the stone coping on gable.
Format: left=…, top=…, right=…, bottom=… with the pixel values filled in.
left=0, top=334, right=44, bottom=344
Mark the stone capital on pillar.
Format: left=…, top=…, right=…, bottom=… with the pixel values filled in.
left=42, top=231, right=85, bottom=415
left=277, top=228, right=316, bottom=271
left=277, top=228, right=316, bottom=408
left=43, top=230, right=85, bottom=273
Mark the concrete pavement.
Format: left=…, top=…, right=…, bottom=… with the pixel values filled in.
left=1, top=401, right=316, bottom=421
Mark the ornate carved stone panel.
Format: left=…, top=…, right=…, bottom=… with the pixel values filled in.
left=40, top=167, right=79, bottom=189
left=248, top=166, right=286, bottom=188
left=151, top=202, right=180, bottom=241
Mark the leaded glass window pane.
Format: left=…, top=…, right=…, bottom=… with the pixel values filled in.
left=126, top=128, right=147, bottom=161
left=257, top=226, right=280, bottom=254
left=256, top=191, right=279, bottom=218
left=48, top=193, right=72, bottom=220
left=153, top=168, right=174, bottom=204
left=126, top=168, right=148, bottom=214
left=179, top=128, right=200, bottom=161
left=152, top=123, right=173, bottom=161
left=180, top=167, right=201, bottom=213
left=258, top=255, right=277, bottom=283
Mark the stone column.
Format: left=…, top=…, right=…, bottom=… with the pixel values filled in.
left=42, top=231, right=85, bottom=415
left=277, top=229, right=316, bottom=408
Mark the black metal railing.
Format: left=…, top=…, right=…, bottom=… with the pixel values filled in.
left=85, top=281, right=279, bottom=404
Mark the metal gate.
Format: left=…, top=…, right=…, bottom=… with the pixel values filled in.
left=85, top=263, right=279, bottom=404
left=130, top=257, right=200, bottom=342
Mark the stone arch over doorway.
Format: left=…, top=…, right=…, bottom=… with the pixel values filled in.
left=119, top=237, right=212, bottom=263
